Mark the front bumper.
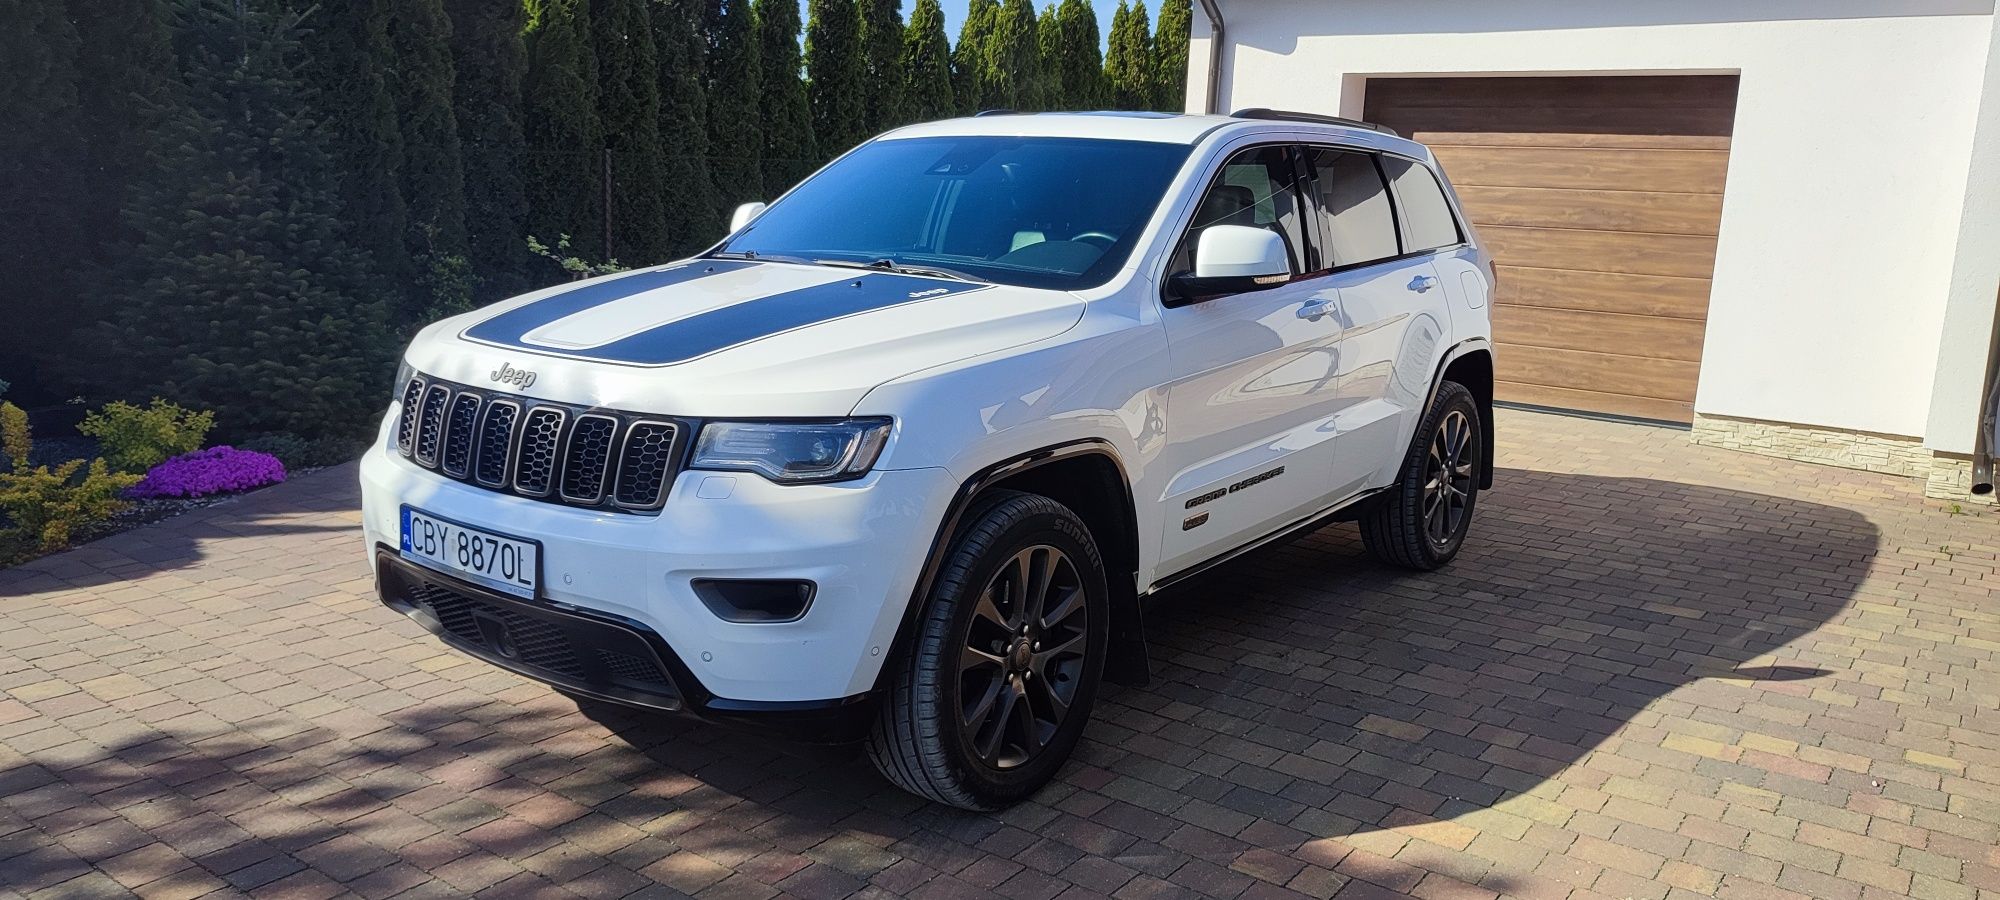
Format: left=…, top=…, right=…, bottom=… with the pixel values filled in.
left=375, top=552, right=880, bottom=742
left=359, top=440, right=956, bottom=736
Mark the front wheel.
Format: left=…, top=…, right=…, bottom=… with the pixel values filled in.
left=1360, top=381, right=1483, bottom=570
left=868, top=491, right=1108, bottom=809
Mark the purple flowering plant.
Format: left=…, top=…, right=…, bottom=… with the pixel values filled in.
left=128, top=446, right=286, bottom=499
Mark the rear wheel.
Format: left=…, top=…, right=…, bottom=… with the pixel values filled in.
left=1360, top=381, right=1483, bottom=570
left=868, top=491, right=1108, bottom=809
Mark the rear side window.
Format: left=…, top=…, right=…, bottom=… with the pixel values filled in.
left=1306, top=149, right=1400, bottom=268
left=1382, top=157, right=1463, bottom=252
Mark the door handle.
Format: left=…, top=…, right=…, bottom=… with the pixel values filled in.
left=1296, top=299, right=1334, bottom=321
left=1408, top=275, right=1439, bottom=294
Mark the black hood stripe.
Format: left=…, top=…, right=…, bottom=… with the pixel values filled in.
left=464, top=264, right=989, bottom=366
left=462, top=260, right=756, bottom=352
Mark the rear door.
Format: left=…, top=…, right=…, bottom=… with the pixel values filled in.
left=1301, top=147, right=1455, bottom=498
left=1155, top=143, right=1346, bottom=576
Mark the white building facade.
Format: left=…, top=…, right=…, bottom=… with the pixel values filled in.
left=1186, top=0, right=2000, bottom=500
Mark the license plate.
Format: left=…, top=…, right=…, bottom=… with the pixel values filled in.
left=399, top=506, right=540, bottom=598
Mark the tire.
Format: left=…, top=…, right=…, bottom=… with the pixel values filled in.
left=1360, top=381, right=1483, bottom=570
left=868, top=490, right=1109, bottom=809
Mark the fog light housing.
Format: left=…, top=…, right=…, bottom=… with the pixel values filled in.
left=692, top=579, right=816, bottom=623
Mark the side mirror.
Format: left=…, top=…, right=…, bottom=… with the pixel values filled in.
left=729, top=201, right=767, bottom=233
left=1169, top=225, right=1292, bottom=303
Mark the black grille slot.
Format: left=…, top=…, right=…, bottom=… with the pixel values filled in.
left=440, top=393, right=481, bottom=478
left=614, top=422, right=678, bottom=509
left=408, top=583, right=585, bottom=679
left=514, top=408, right=565, bottom=496
left=560, top=415, right=618, bottom=503
left=599, top=649, right=670, bottom=686
left=396, top=377, right=426, bottom=455
left=474, top=401, right=519, bottom=488
left=414, top=385, right=451, bottom=467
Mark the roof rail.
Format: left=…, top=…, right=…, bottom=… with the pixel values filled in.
left=973, top=108, right=1020, bottom=117
left=1230, top=107, right=1399, bottom=137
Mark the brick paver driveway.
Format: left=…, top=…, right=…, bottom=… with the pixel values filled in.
left=4, top=410, right=1999, bottom=900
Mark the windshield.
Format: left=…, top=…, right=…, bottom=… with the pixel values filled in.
left=713, top=136, right=1193, bottom=290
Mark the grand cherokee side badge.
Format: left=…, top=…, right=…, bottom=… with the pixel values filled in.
left=490, top=362, right=537, bottom=389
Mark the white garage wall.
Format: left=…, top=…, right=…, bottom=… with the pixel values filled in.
left=1193, top=1, right=1994, bottom=440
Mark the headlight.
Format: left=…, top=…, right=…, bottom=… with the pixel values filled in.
left=691, top=418, right=892, bottom=484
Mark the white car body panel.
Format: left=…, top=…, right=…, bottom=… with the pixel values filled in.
left=362, top=112, right=1493, bottom=711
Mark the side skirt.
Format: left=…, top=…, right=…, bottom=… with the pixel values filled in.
left=1145, top=485, right=1390, bottom=596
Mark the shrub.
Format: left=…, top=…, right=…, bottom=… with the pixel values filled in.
left=128, top=446, right=286, bottom=499
left=0, top=459, right=142, bottom=558
left=78, top=399, right=215, bottom=473
left=1, top=402, right=30, bottom=469
left=238, top=433, right=366, bottom=469
left=527, top=234, right=627, bottom=280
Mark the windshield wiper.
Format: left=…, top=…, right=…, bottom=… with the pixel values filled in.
left=705, top=250, right=814, bottom=265
left=812, top=257, right=988, bottom=284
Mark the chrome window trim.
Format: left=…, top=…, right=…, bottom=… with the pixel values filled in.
left=610, top=419, right=681, bottom=511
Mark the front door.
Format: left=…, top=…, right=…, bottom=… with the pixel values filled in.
left=1156, top=144, right=1345, bottom=576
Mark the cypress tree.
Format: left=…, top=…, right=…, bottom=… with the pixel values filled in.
left=856, top=0, right=905, bottom=134
left=296, top=0, right=412, bottom=286
left=1105, top=0, right=1153, bottom=109
left=522, top=0, right=603, bottom=262
left=707, top=0, right=764, bottom=213
left=445, top=0, right=533, bottom=301
left=65, top=0, right=174, bottom=266
left=97, top=0, right=395, bottom=441
left=1, top=0, right=85, bottom=388
left=753, top=0, right=816, bottom=191
left=1037, top=3, right=1065, bottom=109
left=951, top=0, right=998, bottom=114
left=653, top=0, right=721, bottom=251
left=1152, top=0, right=1190, bottom=111
left=594, top=0, right=674, bottom=262
left=901, top=0, right=954, bottom=122
left=1055, top=0, right=1105, bottom=109
left=389, top=0, right=472, bottom=319
left=991, top=0, right=1042, bottom=110
left=804, top=0, right=865, bottom=157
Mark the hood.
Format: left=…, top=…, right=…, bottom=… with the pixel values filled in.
left=403, top=259, right=1085, bottom=417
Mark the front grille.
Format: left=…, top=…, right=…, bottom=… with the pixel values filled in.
left=560, top=415, right=618, bottom=503
left=514, top=407, right=565, bottom=497
left=440, top=393, right=481, bottom=478
left=414, top=385, right=450, bottom=467
left=614, top=422, right=678, bottom=509
left=393, top=374, right=683, bottom=513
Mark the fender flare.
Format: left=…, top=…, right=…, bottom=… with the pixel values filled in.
left=1425, top=336, right=1496, bottom=489
left=872, top=439, right=1150, bottom=694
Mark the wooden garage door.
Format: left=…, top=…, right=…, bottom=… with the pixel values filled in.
left=1364, top=75, right=1739, bottom=423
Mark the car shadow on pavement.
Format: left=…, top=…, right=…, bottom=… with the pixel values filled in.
left=1087, top=466, right=1876, bottom=850
left=0, top=465, right=1880, bottom=898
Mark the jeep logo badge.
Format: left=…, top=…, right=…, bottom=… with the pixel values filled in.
left=490, top=362, right=537, bottom=389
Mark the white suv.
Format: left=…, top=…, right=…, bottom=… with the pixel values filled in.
left=361, top=110, right=1495, bottom=809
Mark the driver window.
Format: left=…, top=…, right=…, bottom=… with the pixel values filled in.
left=1168, top=146, right=1308, bottom=278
